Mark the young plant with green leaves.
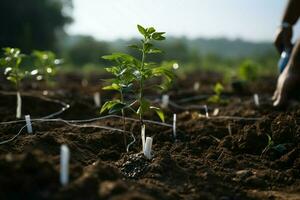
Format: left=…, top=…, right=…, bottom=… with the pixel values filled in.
left=31, top=50, right=61, bottom=86
left=100, top=25, right=175, bottom=148
left=0, top=48, right=27, bottom=118
left=208, top=82, right=224, bottom=103
left=238, top=59, right=259, bottom=82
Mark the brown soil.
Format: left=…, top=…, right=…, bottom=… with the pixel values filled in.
left=0, top=72, right=299, bottom=200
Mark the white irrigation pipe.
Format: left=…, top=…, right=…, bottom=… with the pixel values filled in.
left=0, top=118, right=134, bottom=145
left=0, top=111, right=261, bottom=146
left=168, top=100, right=262, bottom=121
left=0, top=124, right=27, bottom=145
left=0, top=110, right=174, bottom=146
left=0, top=91, right=70, bottom=120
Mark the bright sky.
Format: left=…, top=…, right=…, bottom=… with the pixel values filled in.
left=67, top=0, right=300, bottom=42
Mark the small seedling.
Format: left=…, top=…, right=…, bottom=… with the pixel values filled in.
left=261, top=134, right=274, bottom=155
left=238, top=59, right=259, bottom=82
left=31, top=50, right=61, bottom=86
left=261, top=134, right=287, bottom=155
left=0, top=48, right=27, bottom=118
left=208, top=82, right=225, bottom=104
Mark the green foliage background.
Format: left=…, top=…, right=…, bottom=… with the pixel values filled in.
left=0, top=0, right=279, bottom=77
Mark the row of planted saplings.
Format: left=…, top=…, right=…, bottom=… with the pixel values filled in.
left=0, top=48, right=61, bottom=118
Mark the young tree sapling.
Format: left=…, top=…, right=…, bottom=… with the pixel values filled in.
left=0, top=48, right=27, bottom=118
left=101, top=25, right=175, bottom=150
left=31, top=50, right=61, bottom=86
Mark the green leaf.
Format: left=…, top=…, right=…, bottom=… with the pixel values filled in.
left=144, top=43, right=153, bottom=52
left=148, top=48, right=162, bottom=54
left=214, top=83, right=224, bottom=95
left=128, top=44, right=140, bottom=50
left=137, top=99, right=150, bottom=115
left=100, top=100, right=125, bottom=114
left=147, top=27, right=156, bottom=34
left=109, top=102, right=126, bottom=114
left=152, top=32, right=166, bottom=40
left=207, top=95, right=220, bottom=103
left=102, top=83, right=120, bottom=91
left=137, top=25, right=147, bottom=36
left=121, top=83, right=133, bottom=93
left=150, top=106, right=165, bottom=122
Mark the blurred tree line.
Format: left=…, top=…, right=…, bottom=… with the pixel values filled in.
left=0, top=0, right=279, bottom=76
left=0, top=0, right=72, bottom=53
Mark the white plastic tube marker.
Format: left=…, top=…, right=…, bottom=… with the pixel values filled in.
left=144, top=137, right=153, bottom=159
left=193, top=82, right=200, bottom=91
left=93, top=92, right=101, bottom=107
left=16, top=91, right=22, bottom=119
left=173, top=114, right=177, bottom=139
left=213, top=108, right=219, bottom=116
left=60, top=144, right=70, bottom=186
left=25, top=115, right=33, bottom=134
left=141, top=124, right=146, bottom=151
left=254, top=94, right=260, bottom=107
left=227, top=124, right=232, bottom=136
left=161, top=94, right=169, bottom=109
left=204, top=105, right=209, bottom=118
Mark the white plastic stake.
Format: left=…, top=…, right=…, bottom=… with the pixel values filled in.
left=227, top=124, right=232, bottom=136
left=173, top=114, right=177, bottom=139
left=212, top=108, right=219, bottom=116
left=141, top=124, right=146, bottom=151
left=25, top=115, right=33, bottom=134
left=193, top=82, right=200, bottom=91
left=93, top=92, right=101, bottom=107
left=16, top=91, right=22, bottom=119
left=204, top=105, right=209, bottom=118
left=144, top=137, right=153, bottom=159
left=60, top=144, right=70, bottom=186
left=254, top=94, right=260, bottom=107
left=161, top=95, right=169, bottom=109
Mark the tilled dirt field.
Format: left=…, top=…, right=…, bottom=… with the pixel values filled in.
left=0, top=72, right=299, bottom=200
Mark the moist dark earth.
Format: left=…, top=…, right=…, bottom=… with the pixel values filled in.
left=0, top=71, right=299, bottom=200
